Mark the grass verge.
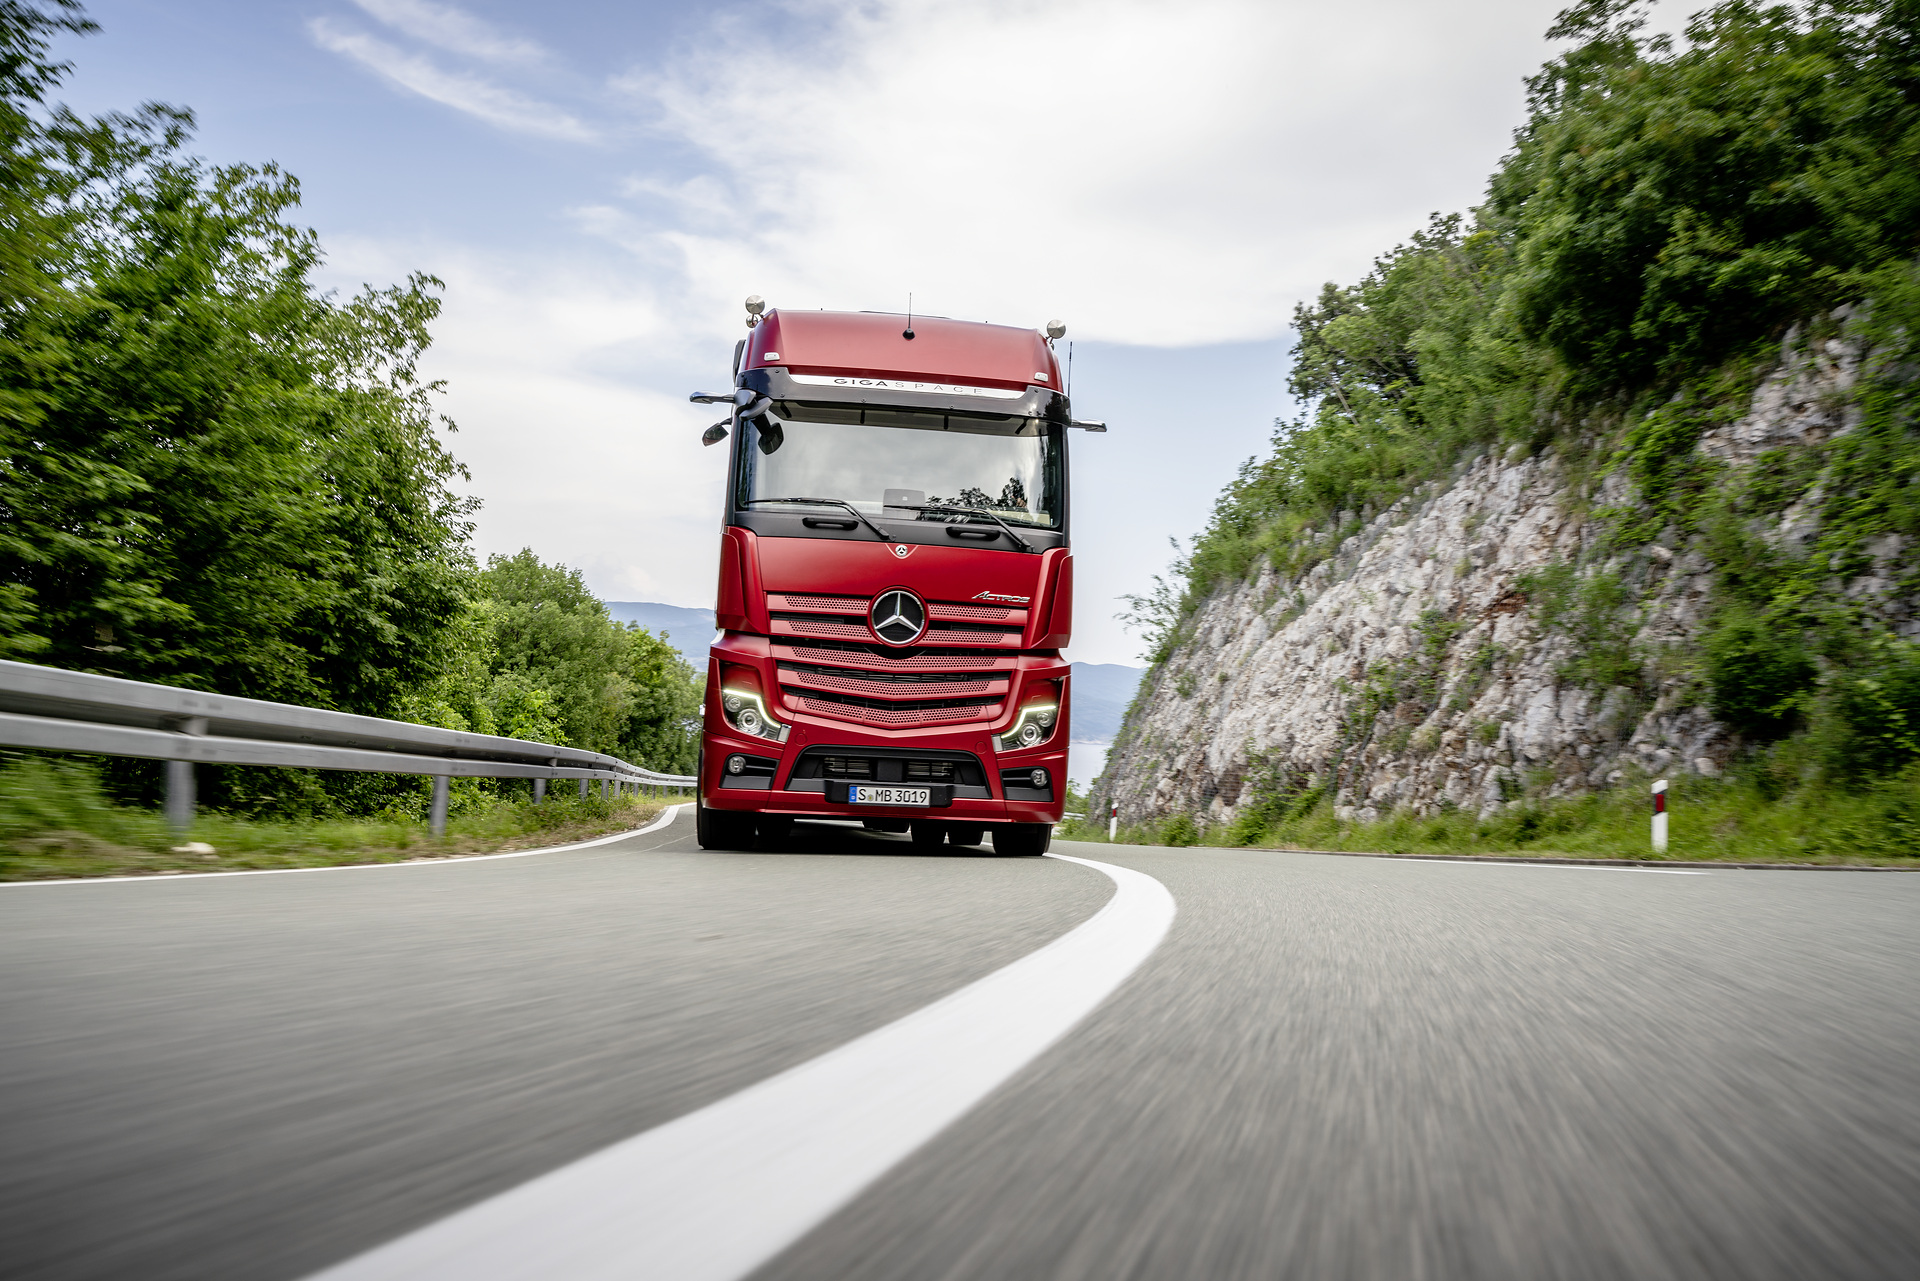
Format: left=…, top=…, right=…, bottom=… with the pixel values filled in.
left=0, top=757, right=678, bottom=881
left=1059, top=768, right=1920, bottom=866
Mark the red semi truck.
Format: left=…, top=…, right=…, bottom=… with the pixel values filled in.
left=689, top=300, right=1102, bottom=856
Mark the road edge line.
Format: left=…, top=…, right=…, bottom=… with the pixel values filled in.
left=303, top=851, right=1175, bottom=1281
left=0, top=804, right=688, bottom=888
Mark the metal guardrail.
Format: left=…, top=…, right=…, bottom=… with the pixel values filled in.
left=0, top=660, right=696, bottom=835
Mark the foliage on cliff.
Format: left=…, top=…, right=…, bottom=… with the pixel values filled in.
left=1139, top=0, right=1920, bottom=792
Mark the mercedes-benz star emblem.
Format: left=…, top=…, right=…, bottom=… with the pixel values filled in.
left=869, top=589, right=927, bottom=646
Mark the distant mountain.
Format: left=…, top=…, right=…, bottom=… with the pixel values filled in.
left=604, top=602, right=715, bottom=669
left=1069, top=662, right=1144, bottom=744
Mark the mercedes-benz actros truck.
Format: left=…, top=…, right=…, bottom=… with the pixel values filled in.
left=689, top=299, right=1102, bottom=856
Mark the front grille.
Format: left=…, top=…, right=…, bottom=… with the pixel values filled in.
left=779, top=662, right=1007, bottom=700
left=790, top=746, right=987, bottom=790
left=766, top=591, right=1023, bottom=727
left=775, top=614, right=871, bottom=640
left=792, top=689, right=999, bottom=726
left=816, top=755, right=956, bottom=783
left=927, top=622, right=1020, bottom=643
left=783, top=641, right=1008, bottom=669
left=767, top=593, right=1022, bottom=648
left=930, top=603, right=1016, bottom=622
left=769, top=592, right=865, bottom=613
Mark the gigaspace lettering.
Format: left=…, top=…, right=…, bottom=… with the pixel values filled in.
left=788, top=374, right=1024, bottom=400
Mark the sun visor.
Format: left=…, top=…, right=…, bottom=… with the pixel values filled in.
left=740, top=368, right=1069, bottom=423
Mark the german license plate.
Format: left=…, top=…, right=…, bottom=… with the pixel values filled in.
left=850, top=785, right=931, bottom=807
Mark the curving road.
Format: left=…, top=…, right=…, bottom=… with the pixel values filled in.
left=3, top=813, right=1918, bottom=1279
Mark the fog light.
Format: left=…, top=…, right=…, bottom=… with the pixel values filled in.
left=727, top=754, right=746, bottom=775
left=1030, top=768, right=1049, bottom=788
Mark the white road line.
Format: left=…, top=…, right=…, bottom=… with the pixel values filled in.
left=0, top=805, right=688, bottom=888
left=306, top=852, right=1176, bottom=1281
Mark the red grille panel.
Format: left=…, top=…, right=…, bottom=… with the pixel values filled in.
left=780, top=645, right=1004, bottom=670
left=795, top=697, right=997, bottom=726
left=769, top=592, right=866, bottom=614
left=781, top=668, right=1006, bottom=700
left=927, top=625, right=1019, bottom=644
left=776, top=616, right=870, bottom=640
left=929, top=602, right=1025, bottom=623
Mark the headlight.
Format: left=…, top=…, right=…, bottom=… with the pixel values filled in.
left=994, top=701, right=1058, bottom=753
left=720, top=685, right=790, bottom=743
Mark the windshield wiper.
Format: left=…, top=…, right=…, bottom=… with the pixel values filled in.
left=907, top=504, right=1036, bottom=553
left=745, top=497, right=891, bottom=542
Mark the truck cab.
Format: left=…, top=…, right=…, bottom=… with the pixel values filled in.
left=694, top=305, right=1091, bottom=856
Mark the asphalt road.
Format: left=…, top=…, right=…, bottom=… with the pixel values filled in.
left=3, top=816, right=1918, bottom=1279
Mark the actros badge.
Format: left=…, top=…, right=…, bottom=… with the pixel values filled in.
left=869, top=589, right=928, bottom=645
left=973, top=589, right=1031, bottom=605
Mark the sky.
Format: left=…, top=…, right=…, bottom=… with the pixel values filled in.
left=51, top=0, right=1625, bottom=664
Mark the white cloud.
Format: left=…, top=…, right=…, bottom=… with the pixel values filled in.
left=348, top=0, right=549, bottom=64
left=316, top=0, right=1673, bottom=657
left=309, top=18, right=592, bottom=141
left=318, top=237, right=727, bottom=607
left=609, top=0, right=1572, bottom=345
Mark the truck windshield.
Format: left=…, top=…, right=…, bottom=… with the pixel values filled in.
left=734, top=402, right=1063, bottom=530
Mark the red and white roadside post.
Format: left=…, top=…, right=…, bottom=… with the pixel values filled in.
left=1108, top=804, right=1118, bottom=843
left=1651, top=778, right=1669, bottom=854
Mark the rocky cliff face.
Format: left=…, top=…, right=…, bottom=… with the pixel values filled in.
left=1098, top=324, right=1911, bottom=828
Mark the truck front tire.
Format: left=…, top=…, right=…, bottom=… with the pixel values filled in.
left=696, top=804, right=757, bottom=850
left=991, top=822, right=1052, bottom=857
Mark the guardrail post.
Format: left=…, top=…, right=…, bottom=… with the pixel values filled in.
left=578, top=778, right=588, bottom=800
left=532, top=778, right=545, bottom=805
left=430, top=775, right=450, bottom=838
left=164, top=716, right=208, bottom=834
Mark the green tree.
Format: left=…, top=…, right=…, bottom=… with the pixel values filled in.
left=0, top=0, right=474, bottom=715
left=477, top=550, right=634, bottom=753
left=621, top=625, right=701, bottom=774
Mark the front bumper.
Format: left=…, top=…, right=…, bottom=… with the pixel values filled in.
left=702, top=785, right=1065, bottom=825
left=702, top=734, right=1066, bottom=824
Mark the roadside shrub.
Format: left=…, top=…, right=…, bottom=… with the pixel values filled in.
left=1706, top=608, right=1817, bottom=740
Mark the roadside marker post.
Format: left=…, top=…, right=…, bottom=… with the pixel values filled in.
left=1108, top=804, right=1118, bottom=843
left=1651, top=778, right=1669, bottom=854
left=163, top=716, right=207, bottom=834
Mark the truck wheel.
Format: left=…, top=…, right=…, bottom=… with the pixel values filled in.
left=990, top=822, right=1052, bottom=857
left=946, top=823, right=985, bottom=847
left=696, top=804, right=756, bottom=850
left=909, top=820, right=947, bottom=850
left=757, top=814, right=794, bottom=844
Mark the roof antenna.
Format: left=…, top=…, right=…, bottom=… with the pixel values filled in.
left=903, top=293, right=915, bottom=341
